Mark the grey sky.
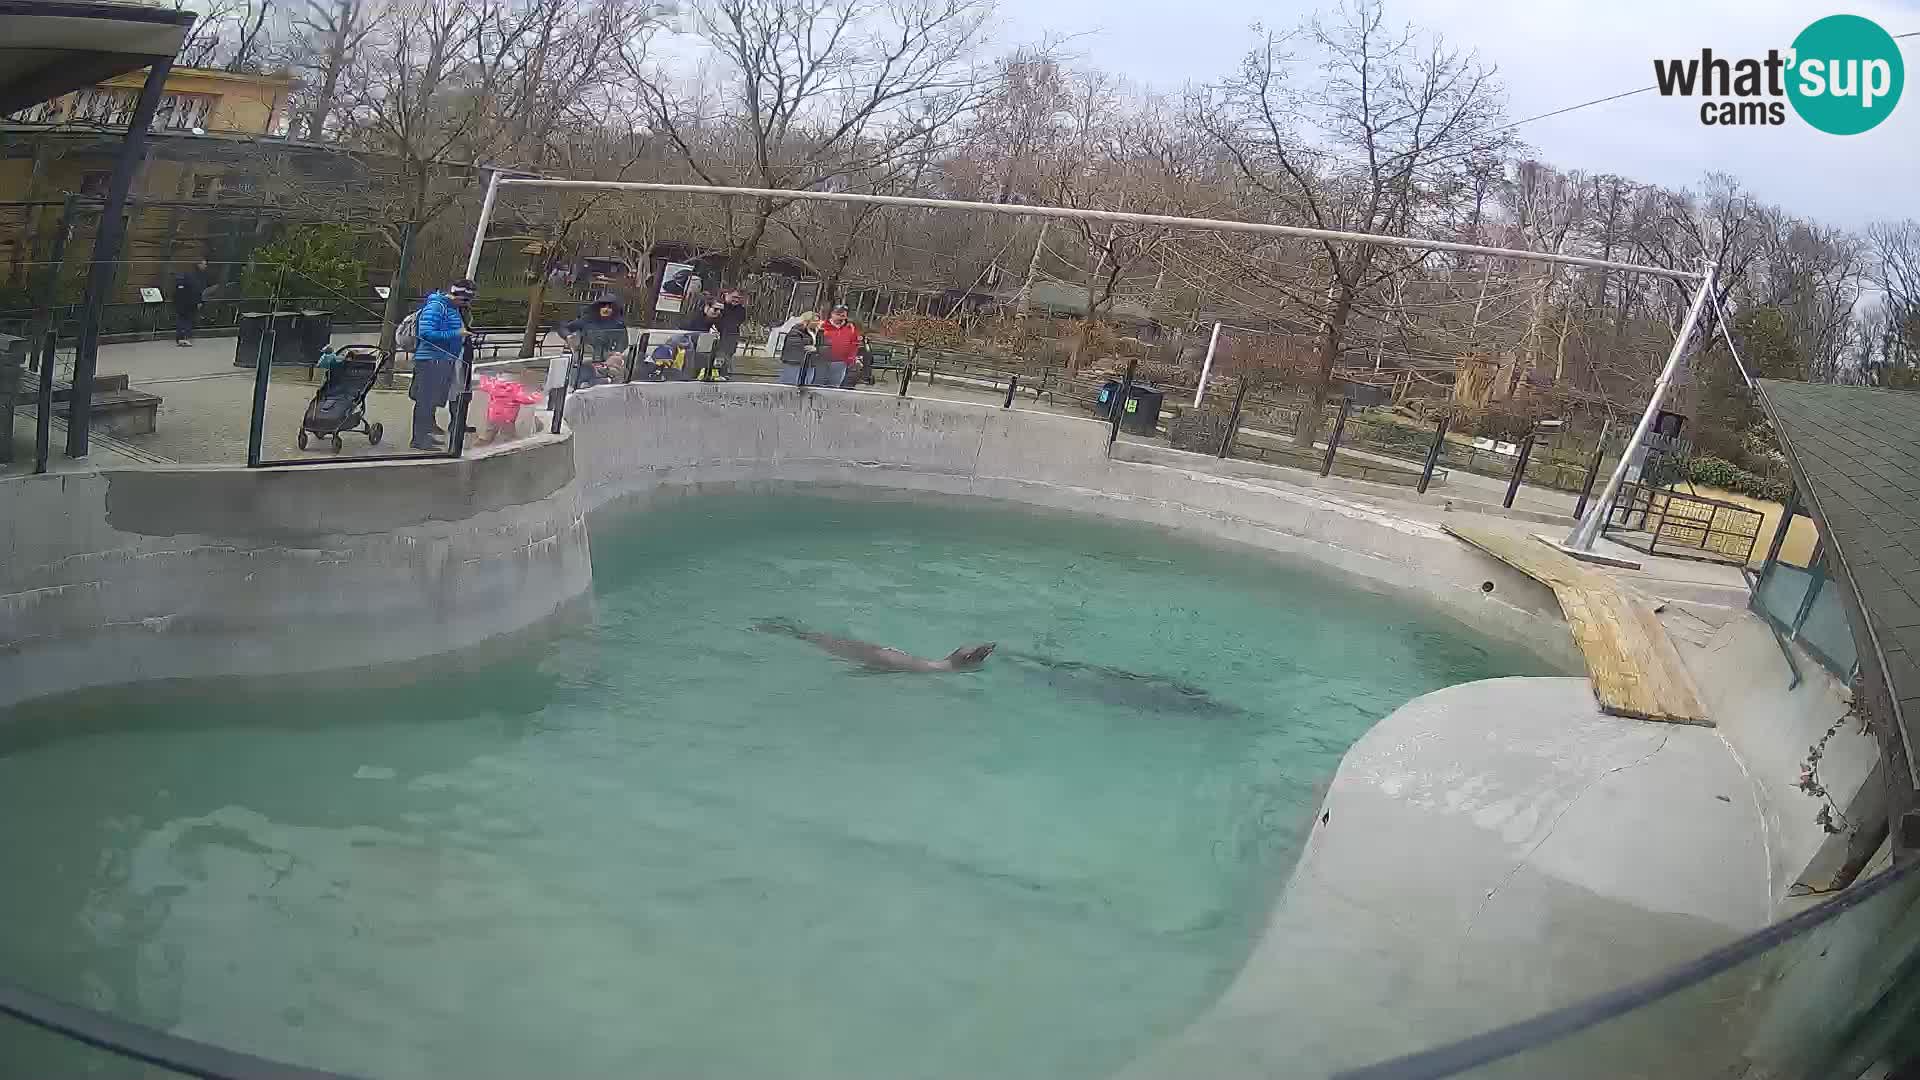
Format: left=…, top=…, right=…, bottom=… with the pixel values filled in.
left=1005, top=0, right=1918, bottom=231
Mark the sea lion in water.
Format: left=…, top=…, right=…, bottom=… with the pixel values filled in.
left=755, top=620, right=995, bottom=673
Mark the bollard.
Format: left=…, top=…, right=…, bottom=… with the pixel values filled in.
left=1320, top=397, right=1351, bottom=477
left=1504, top=432, right=1536, bottom=509
left=1107, top=357, right=1138, bottom=450
left=1417, top=413, right=1450, bottom=494
left=1218, top=378, right=1251, bottom=458
left=1002, top=374, right=1019, bottom=408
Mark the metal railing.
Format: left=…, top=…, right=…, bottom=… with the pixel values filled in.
left=1605, top=481, right=1766, bottom=565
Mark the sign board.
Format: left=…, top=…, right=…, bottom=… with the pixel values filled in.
left=140, top=287, right=164, bottom=304
left=656, top=261, right=698, bottom=313
left=374, top=286, right=391, bottom=300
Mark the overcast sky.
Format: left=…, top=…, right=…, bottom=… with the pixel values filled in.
left=1004, top=0, right=1919, bottom=231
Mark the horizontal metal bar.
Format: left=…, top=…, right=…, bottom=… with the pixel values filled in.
left=495, top=179, right=1703, bottom=281
left=0, top=977, right=362, bottom=1080
left=251, top=450, right=455, bottom=468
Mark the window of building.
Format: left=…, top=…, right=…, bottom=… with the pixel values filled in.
left=191, top=175, right=216, bottom=199
left=78, top=172, right=111, bottom=197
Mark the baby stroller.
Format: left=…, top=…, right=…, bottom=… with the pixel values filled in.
left=298, top=345, right=386, bottom=452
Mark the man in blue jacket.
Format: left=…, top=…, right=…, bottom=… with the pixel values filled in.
left=410, top=278, right=473, bottom=450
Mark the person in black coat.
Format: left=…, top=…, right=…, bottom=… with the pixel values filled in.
left=172, top=258, right=212, bottom=346
left=713, top=289, right=750, bottom=374
left=777, top=311, right=824, bottom=386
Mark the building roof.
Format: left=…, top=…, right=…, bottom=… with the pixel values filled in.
left=1759, top=379, right=1920, bottom=787
left=0, top=1, right=194, bottom=115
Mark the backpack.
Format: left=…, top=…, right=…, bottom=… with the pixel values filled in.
left=395, top=309, right=420, bottom=352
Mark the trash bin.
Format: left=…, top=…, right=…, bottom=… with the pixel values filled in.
left=234, top=311, right=268, bottom=367
left=1096, top=380, right=1165, bottom=435
left=298, top=310, right=334, bottom=366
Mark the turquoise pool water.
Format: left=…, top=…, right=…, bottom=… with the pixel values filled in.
left=0, top=494, right=1547, bottom=1079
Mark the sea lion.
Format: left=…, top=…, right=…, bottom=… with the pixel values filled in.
left=755, top=619, right=995, bottom=673
left=1003, top=651, right=1242, bottom=717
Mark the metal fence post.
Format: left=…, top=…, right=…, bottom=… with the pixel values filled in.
left=1321, top=397, right=1352, bottom=477
left=1417, top=413, right=1450, bottom=494
left=449, top=337, right=477, bottom=456
left=33, top=331, right=56, bottom=475
left=1107, top=357, right=1138, bottom=450
left=1504, top=432, right=1537, bottom=509
left=1002, top=374, right=1019, bottom=408
left=1572, top=417, right=1613, bottom=520
left=549, top=337, right=577, bottom=436
left=244, top=267, right=284, bottom=467
left=1219, top=378, right=1251, bottom=459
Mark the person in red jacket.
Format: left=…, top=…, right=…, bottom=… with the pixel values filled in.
left=819, top=304, right=863, bottom=388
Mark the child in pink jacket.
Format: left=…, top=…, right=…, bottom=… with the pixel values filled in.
left=476, top=374, right=544, bottom=444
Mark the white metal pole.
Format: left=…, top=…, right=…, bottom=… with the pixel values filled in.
left=465, top=169, right=501, bottom=283
left=495, top=179, right=1703, bottom=283
left=1565, top=266, right=1718, bottom=551
left=1194, top=322, right=1222, bottom=408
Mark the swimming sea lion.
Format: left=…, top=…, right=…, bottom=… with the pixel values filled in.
left=755, top=619, right=995, bottom=673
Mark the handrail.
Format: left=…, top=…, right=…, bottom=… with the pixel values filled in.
left=0, top=977, right=363, bottom=1080
left=1335, top=855, right=1920, bottom=1079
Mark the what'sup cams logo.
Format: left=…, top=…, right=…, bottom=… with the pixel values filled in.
left=1654, top=14, right=1904, bottom=133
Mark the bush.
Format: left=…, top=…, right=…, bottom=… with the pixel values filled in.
left=1664, top=453, right=1792, bottom=503
left=242, top=224, right=369, bottom=306
left=875, top=314, right=964, bottom=349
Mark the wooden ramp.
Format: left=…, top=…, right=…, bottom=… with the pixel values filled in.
left=1444, top=524, right=1710, bottom=726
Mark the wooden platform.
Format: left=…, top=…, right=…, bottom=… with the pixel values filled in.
left=1444, top=524, right=1710, bottom=726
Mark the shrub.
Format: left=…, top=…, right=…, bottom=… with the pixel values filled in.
left=242, top=224, right=369, bottom=305
left=1667, top=453, right=1792, bottom=502
left=875, top=313, right=964, bottom=349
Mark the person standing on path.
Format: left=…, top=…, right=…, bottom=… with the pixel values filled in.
left=819, top=304, right=863, bottom=388
left=777, top=311, right=824, bottom=386
left=172, top=258, right=213, bottom=346
left=713, top=289, right=749, bottom=377
left=410, top=278, right=473, bottom=450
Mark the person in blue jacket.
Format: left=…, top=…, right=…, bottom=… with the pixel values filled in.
left=410, top=278, right=474, bottom=449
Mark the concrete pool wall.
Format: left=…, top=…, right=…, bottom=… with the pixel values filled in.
left=562, top=383, right=1581, bottom=673
left=0, top=433, right=591, bottom=710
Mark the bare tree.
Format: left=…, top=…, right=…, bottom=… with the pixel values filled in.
left=1198, top=0, right=1516, bottom=446
left=627, top=0, right=996, bottom=275
left=288, top=0, right=379, bottom=139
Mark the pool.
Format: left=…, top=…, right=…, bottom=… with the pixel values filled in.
left=0, top=493, right=1548, bottom=1079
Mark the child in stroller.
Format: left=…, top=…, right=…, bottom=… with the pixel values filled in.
left=299, top=346, right=386, bottom=452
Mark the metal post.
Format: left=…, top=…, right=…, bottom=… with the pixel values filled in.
left=1107, top=357, right=1138, bottom=450
left=1193, top=322, right=1222, bottom=408
left=1572, top=416, right=1614, bottom=520
left=1504, top=432, right=1537, bottom=509
left=897, top=362, right=912, bottom=397
left=1321, top=397, right=1351, bottom=477
left=465, top=170, right=501, bottom=283
left=1756, top=491, right=1799, bottom=592
left=1002, top=374, right=1019, bottom=408
left=449, top=337, right=476, bottom=456
left=1417, top=413, right=1450, bottom=494
left=548, top=336, right=580, bottom=434
left=33, top=331, right=56, bottom=474
left=1565, top=265, right=1717, bottom=551
left=70, top=56, right=174, bottom=458
left=1219, top=378, right=1251, bottom=459
left=244, top=268, right=283, bottom=467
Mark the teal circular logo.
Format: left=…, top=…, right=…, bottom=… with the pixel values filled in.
left=1787, top=15, right=1904, bottom=135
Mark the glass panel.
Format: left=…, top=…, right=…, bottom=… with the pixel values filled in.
left=1755, top=563, right=1815, bottom=630
left=1797, top=573, right=1860, bottom=675
left=1341, top=861, right=1920, bottom=1080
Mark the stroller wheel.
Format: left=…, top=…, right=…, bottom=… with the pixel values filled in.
left=330, top=434, right=344, bottom=453
left=297, top=429, right=309, bottom=450
left=368, top=422, right=384, bottom=446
